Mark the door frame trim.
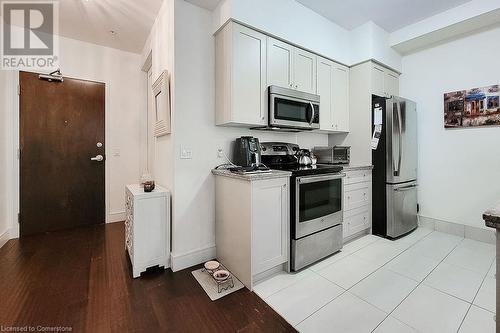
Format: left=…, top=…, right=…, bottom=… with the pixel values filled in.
left=10, top=71, right=111, bottom=238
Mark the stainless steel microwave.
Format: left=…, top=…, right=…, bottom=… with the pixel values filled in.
left=269, top=86, right=320, bottom=130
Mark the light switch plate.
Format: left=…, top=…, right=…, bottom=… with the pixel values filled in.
left=180, top=148, right=193, bottom=159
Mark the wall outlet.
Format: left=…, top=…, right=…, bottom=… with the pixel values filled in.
left=217, top=148, right=224, bottom=158
left=180, top=148, right=193, bottom=159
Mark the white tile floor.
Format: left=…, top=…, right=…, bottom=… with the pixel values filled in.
left=253, top=228, right=496, bottom=333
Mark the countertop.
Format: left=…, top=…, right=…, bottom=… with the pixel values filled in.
left=340, top=164, right=374, bottom=171
left=212, top=169, right=292, bottom=181
left=483, top=201, right=500, bottom=229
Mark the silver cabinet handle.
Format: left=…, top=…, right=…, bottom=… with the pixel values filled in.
left=90, top=154, right=104, bottom=162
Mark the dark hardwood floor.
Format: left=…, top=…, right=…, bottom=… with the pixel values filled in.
left=0, top=222, right=296, bottom=333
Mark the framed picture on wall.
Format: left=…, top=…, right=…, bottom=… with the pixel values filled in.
left=152, top=70, right=171, bottom=136
left=444, top=84, right=500, bottom=128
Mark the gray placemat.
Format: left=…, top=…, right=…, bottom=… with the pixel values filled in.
left=192, top=267, right=244, bottom=301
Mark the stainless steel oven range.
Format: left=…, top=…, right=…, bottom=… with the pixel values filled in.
left=261, top=142, right=344, bottom=271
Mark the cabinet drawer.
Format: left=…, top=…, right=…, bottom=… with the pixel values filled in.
left=344, top=206, right=370, bottom=236
left=344, top=170, right=372, bottom=185
left=344, top=182, right=370, bottom=211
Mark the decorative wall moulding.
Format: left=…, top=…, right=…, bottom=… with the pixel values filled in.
left=153, top=70, right=171, bottom=137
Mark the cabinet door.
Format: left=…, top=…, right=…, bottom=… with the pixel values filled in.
left=293, top=48, right=316, bottom=94
left=232, top=24, right=267, bottom=125
left=344, top=206, right=370, bottom=238
left=371, top=64, right=385, bottom=97
left=384, top=70, right=399, bottom=98
left=344, top=182, right=371, bottom=211
left=332, top=64, right=349, bottom=132
left=267, top=37, right=293, bottom=89
left=252, top=178, right=289, bottom=275
left=317, top=57, right=333, bottom=131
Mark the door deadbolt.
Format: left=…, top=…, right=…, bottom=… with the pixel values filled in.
left=96, top=142, right=103, bottom=148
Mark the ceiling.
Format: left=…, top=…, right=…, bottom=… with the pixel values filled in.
left=58, top=0, right=163, bottom=54
left=295, top=0, right=471, bottom=32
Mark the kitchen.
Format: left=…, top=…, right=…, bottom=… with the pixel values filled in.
left=203, top=12, right=495, bottom=333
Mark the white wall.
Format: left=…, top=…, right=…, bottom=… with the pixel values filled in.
left=0, top=70, right=10, bottom=246
left=4, top=36, right=145, bottom=238
left=169, top=0, right=328, bottom=270
left=141, top=0, right=176, bottom=193
left=400, top=26, right=500, bottom=229
left=213, top=0, right=402, bottom=71
left=350, top=22, right=402, bottom=72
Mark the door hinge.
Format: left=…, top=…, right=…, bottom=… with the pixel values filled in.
left=17, top=84, right=20, bottom=95
left=18, top=213, right=21, bottom=224
left=17, top=148, right=21, bottom=159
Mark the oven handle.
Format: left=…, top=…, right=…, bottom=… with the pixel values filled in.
left=297, top=173, right=345, bottom=184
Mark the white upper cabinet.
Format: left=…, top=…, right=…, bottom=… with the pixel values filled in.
left=317, top=58, right=333, bottom=131
left=332, top=65, right=349, bottom=132
left=215, top=22, right=267, bottom=127
left=384, top=70, right=399, bottom=98
left=267, top=38, right=293, bottom=89
left=371, top=63, right=400, bottom=98
left=293, top=48, right=317, bottom=94
left=267, top=37, right=317, bottom=94
left=317, top=56, right=349, bottom=132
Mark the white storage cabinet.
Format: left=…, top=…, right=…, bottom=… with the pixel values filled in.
left=125, top=184, right=170, bottom=278
left=215, top=174, right=289, bottom=289
left=317, top=56, right=350, bottom=132
left=343, top=169, right=372, bottom=240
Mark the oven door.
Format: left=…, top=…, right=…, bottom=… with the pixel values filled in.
left=270, top=94, right=319, bottom=129
left=295, top=173, right=344, bottom=239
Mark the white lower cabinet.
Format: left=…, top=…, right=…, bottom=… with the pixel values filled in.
left=215, top=173, right=289, bottom=289
left=252, top=178, right=289, bottom=275
left=343, top=169, right=372, bottom=240
left=125, top=184, right=170, bottom=278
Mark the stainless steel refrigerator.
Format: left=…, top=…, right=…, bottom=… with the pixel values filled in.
left=372, top=96, right=418, bottom=238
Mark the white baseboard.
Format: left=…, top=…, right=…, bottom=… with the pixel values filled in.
left=108, top=210, right=125, bottom=223
left=418, top=215, right=495, bottom=244
left=170, top=245, right=216, bottom=272
left=0, top=228, right=10, bottom=249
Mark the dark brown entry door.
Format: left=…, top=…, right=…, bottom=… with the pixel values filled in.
left=19, top=71, right=105, bottom=236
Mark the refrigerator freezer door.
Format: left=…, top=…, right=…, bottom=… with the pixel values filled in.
left=386, top=182, right=418, bottom=238
left=385, top=98, right=418, bottom=184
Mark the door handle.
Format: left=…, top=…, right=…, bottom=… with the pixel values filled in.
left=395, top=184, right=418, bottom=192
left=309, top=102, right=315, bottom=125
left=90, top=154, right=104, bottom=162
left=394, top=100, right=402, bottom=177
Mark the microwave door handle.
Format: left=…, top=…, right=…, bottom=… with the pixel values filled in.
left=309, top=102, right=315, bottom=125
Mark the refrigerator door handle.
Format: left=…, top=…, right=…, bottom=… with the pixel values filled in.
left=394, top=184, right=418, bottom=191
left=394, top=100, right=403, bottom=177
